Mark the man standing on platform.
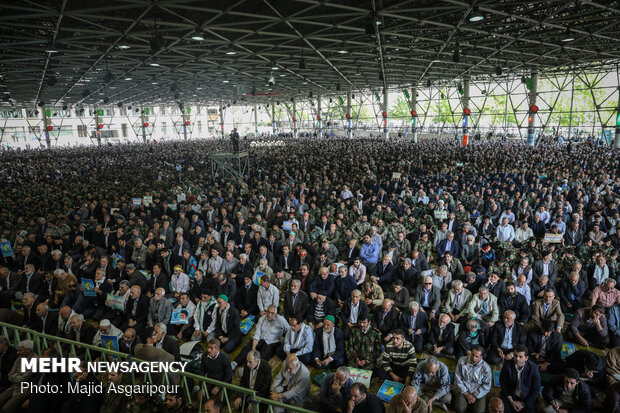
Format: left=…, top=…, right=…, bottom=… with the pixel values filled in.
left=231, top=128, right=240, bottom=153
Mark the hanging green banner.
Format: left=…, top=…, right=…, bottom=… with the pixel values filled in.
left=338, top=96, right=344, bottom=105
left=187, top=107, right=191, bottom=114
left=403, top=89, right=410, bottom=100
left=145, top=107, right=150, bottom=115
left=375, top=92, right=381, bottom=102
left=98, top=108, right=103, bottom=116
left=46, top=109, right=51, bottom=117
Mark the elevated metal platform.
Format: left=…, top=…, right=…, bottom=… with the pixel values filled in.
left=209, top=151, right=249, bottom=181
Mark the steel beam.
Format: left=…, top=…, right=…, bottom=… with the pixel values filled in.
left=527, top=71, right=538, bottom=146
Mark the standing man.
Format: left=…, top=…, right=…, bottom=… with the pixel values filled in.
left=231, top=128, right=240, bottom=153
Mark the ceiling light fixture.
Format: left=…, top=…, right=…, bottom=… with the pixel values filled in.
left=124, top=77, right=132, bottom=81
left=469, top=6, right=484, bottom=22
left=149, top=62, right=160, bottom=67
left=225, top=45, right=236, bottom=55
left=118, top=45, right=131, bottom=49
left=45, top=49, right=58, bottom=53
left=191, top=32, right=205, bottom=41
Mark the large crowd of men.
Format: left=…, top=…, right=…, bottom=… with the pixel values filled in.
left=0, top=137, right=619, bottom=413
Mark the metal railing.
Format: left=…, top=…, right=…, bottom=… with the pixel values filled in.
left=0, top=322, right=316, bottom=413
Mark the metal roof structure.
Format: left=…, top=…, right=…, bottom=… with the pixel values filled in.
left=1, top=0, right=619, bottom=108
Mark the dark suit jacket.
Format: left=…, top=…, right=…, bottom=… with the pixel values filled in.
left=426, top=319, right=455, bottom=349
left=147, top=273, right=170, bottom=295
left=565, top=227, right=584, bottom=247
left=339, top=299, right=369, bottom=325
left=283, top=290, right=309, bottom=321
left=0, top=345, right=17, bottom=389
left=372, top=308, right=399, bottom=335
left=436, top=239, right=460, bottom=257
left=236, top=283, right=259, bottom=316
left=341, top=246, right=361, bottom=266
left=119, top=337, right=140, bottom=356
left=69, top=321, right=97, bottom=345
left=40, top=311, right=59, bottom=335
left=312, top=327, right=345, bottom=362
left=371, top=262, right=395, bottom=287
left=498, top=293, right=530, bottom=324
left=533, top=259, right=558, bottom=283
left=160, top=335, right=181, bottom=360
left=525, top=330, right=562, bottom=368
left=125, top=294, right=150, bottom=326
left=399, top=310, right=429, bottom=340
left=239, top=359, right=272, bottom=398
left=542, top=375, right=591, bottom=413
left=213, top=305, right=241, bottom=344
left=20, top=272, right=45, bottom=295
left=489, top=321, right=526, bottom=350
left=499, top=359, right=541, bottom=408
left=414, top=286, right=441, bottom=313
left=307, top=297, right=337, bottom=324
left=278, top=254, right=299, bottom=274
left=0, top=271, right=21, bottom=298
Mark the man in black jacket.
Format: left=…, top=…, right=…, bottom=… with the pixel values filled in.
left=122, top=285, right=150, bottom=331
left=539, top=368, right=591, bottom=413
left=236, top=275, right=259, bottom=318
left=347, top=383, right=385, bottom=413
left=207, top=294, right=241, bottom=353
left=283, top=279, right=309, bottom=321
left=526, top=320, right=563, bottom=374
left=498, top=282, right=530, bottom=324
left=232, top=349, right=272, bottom=411
left=339, top=289, right=368, bottom=339
left=487, top=310, right=526, bottom=365
left=0, top=337, right=17, bottom=392
left=424, top=313, right=455, bottom=357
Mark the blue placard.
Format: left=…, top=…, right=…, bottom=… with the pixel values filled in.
left=171, top=308, right=189, bottom=324
left=101, top=335, right=119, bottom=352
left=254, top=271, right=266, bottom=285
left=493, top=370, right=501, bottom=387
left=561, top=342, right=575, bottom=359
left=240, top=315, right=256, bottom=335
left=112, top=253, right=123, bottom=269
left=0, top=242, right=13, bottom=257
left=377, top=380, right=404, bottom=402
left=82, top=279, right=96, bottom=296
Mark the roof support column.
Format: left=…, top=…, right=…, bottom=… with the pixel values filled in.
left=527, top=71, right=538, bottom=146
left=347, top=88, right=352, bottom=139
left=462, top=77, right=470, bottom=146
left=271, top=104, right=276, bottom=135
left=317, top=96, right=322, bottom=138
left=382, top=87, right=389, bottom=140
left=219, top=103, right=225, bottom=139
left=292, top=101, right=298, bottom=139
left=140, top=108, right=146, bottom=143
left=94, top=106, right=102, bottom=146
left=615, top=92, right=620, bottom=148
left=411, top=86, right=418, bottom=143
left=41, top=106, right=51, bottom=148
left=254, top=104, right=258, bottom=137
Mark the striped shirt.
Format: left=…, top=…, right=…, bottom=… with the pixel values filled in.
left=379, top=340, right=417, bottom=375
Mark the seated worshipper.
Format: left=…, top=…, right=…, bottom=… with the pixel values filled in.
left=436, top=231, right=459, bottom=258
left=591, top=277, right=620, bottom=310
left=526, top=320, right=563, bottom=374
left=92, top=319, right=123, bottom=348
left=610, top=303, right=620, bottom=347
left=361, top=281, right=384, bottom=312
left=69, top=313, right=97, bottom=347
left=192, top=291, right=217, bottom=342
left=530, top=289, right=565, bottom=332
left=512, top=257, right=533, bottom=284
left=233, top=305, right=289, bottom=369
left=310, top=266, right=336, bottom=299
left=530, top=274, right=556, bottom=303
left=270, top=355, right=311, bottom=413
left=568, top=304, right=609, bottom=348
left=146, top=263, right=169, bottom=298
left=335, top=265, right=357, bottom=305
left=558, top=271, right=587, bottom=313
left=253, top=258, right=274, bottom=284
left=232, top=349, right=272, bottom=412
left=488, top=397, right=505, bottom=413
left=153, top=323, right=181, bottom=360
left=487, top=310, right=526, bottom=366
left=236, top=274, right=259, bottom=318
left=59, top=358, right=103, bottom=413
left=461, top=285, right=500, bottom=327
left=307, top=294, right=337, bottom=330
left=0, top=340, right=35, bottom=412
left=386, top=279, right=410, bottom=312
left=388, top=386, right=427, bottom=413
left=257, top=275, right=279, bottom=316
left=372, top=298, right=400, bottom=341
left=318, top=366, right=354, bottom=413
left=463, top=270, right=483, bottom=295
left=538, top=368, right=591, bottom=413
left=199, top=338, right=233, bottom=397
left=349, top=257, right=367, bottom=286
left=533, top=250, right=558, bottom=285
left=455, top=318, right=489, bottom=359
left=587, top=253, right=610, bottom=293
left=499, top=345, right=541, bottom=413
left=101, top=280, right=131, bottom=325
left=168, top=292, right=196, bottom=340
left=206, top=294, right=242, bottom=353
left=339, top=289, right=368, bottom=339
left=216, top=273, right=238, bottom=303
left=57, top=305, right=76, bottom=338
left=371, top=254, right=395, bottom=289
left=347, top=383, right=385, bottom=413
left=72, top=267, right=112, bottom=319
left=414, top=275, right=441, bottom=319
left=424, top=313, right=456, bottom=357
left=312, top=315, right=345, bottom=369
left=514, top=274, right=531, bottom=306
left=498, top=282, right=530, bottom=324
left=280, top=316, right=315, bottom=364
left=443, top=280, right=472, bottom=323
left=399, top=300, right=429, bottom=352
left=564, top=350, right=606, bottom=399
left=283, top=279, right=309, bottom=321
left=271, top=269, right=291, bottom=296
left=147, top=287, right=172, bottom=326
left=412, top=357, right=452, bottom=411
left=376, top=329, right=417, bottom=384
left=428, top=265, right=452, bottom=294
left=119, top=327, right=139, bottom=355
left=35, top=302, right=58, bottom=335
left=347, top=315, right=382, bottom=371
left=121, top=285, right=149, bottom=331
left=170, top=265, right=190, bottom=298
left=453, top=345, right=492, bottom=413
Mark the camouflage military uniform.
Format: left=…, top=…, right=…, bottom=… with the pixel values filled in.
left=414, top=240, right=434, bottom=261
left=125, top=397, right=161, bottom=413
left=455, top=210, right=470, bottom=225
left=559, top=255, right=580, bottom=275
left=347, top=326, right=383, bottom=370
left=385, top=223, right=406, bottom=246
left=307, top=227, right=323, bottom=246
left=352, top=221, right=371, bottom=238
left=488, top=261, right=512, bottom=281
